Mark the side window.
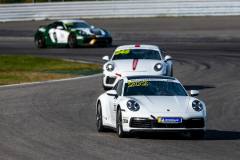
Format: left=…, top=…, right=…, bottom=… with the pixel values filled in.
left=116, top=80, right=123, bottom=96
left=49, top=23, right=55, bottom=29
left=56, top=22, right=65, bottom=29
left=112, top=81, right=119, bottom=90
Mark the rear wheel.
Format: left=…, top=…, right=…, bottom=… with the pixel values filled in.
left=96, top=102, right=105, bottom=132
left=68, top=33, right=77, bottom=48
left=116, top=107, right=127, bottom=138
left=190, top=131, right=205, bottom=140
left=35, top=34, right=46, bottom=48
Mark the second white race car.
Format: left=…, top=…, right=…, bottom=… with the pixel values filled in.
left=102, top=45, right=173, bottom=90
left=96, top=75, right=206, bottom=139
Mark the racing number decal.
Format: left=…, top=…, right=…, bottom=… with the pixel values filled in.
left=115, top=49, right=130, bottom=55
left=128, top=81, right=148, bottom=87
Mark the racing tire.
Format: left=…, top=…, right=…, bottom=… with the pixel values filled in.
left=35, top=34, right=46, bottom=48
left=68, top=33, right=77, bottom=48
left=190, top=131, right=205, bottom=140
left=96, top=102, right=105, bottom=132
left=116, top=107, right=127, bottom=138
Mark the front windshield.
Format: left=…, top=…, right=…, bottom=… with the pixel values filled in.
left=112, top=49, right=161, bottom=60
left=65, top=22, right=91, bottom=29
left=124, top=79, right=187, bottom=96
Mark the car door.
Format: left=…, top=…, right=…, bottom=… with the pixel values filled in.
left=109, top=80, right=124, bottom=124
left=55, top=22, right=69, bottom=43
left=48, top=22, right=57, bottom=43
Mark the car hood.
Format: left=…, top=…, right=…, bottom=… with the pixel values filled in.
left=73, top=28, right=105, bottom=35
left=128, top=96, right=189, bottom=113
left=113, top=59, right=161, bottom=72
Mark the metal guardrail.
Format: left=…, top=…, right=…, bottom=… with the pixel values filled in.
left=0, top=0, right=240, bottom=22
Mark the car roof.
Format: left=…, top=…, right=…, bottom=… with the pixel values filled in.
left=126, top=75, right=176, bottom=80
left=60, top=20, right=86, bottom=23
left=116, top=45, right=159, bottom=50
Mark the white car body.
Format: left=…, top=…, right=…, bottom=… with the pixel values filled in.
left=102, top=45, right=173, bottom=89
left=96, top=76, right=206, bottom=139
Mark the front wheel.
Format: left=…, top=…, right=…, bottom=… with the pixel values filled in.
left=96, top=102, right=105, bottom=132
left=35, top=34, right=46, bottom=48
left=190, top=131, right=205, bottom=140
left=68, top=33, right=77, bottom=48
left=116, top=107, right=127, bottom=138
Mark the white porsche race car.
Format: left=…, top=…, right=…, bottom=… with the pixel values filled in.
left=102, top=45, right=173, bottom=90
left=96, top=75, right=206, bottom=139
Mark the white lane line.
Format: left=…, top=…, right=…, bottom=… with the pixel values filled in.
left=0, top=73, right=102, bottom=88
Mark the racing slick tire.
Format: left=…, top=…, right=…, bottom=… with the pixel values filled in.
left=35, top=33, right=46, bottom=48
left=68, top=33, right=77, bottom=48
left=190, top=131, right=205, bottom=140
left=117, top=107, right=127, bottom=138
left=96, top=102, right=106, bottom=132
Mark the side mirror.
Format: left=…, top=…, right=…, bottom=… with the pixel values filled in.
left=56, top=26, right=64, bottom=30
left=91, top=25, right=95, bottom=28
left=190, top=90, right=199, bottom=97
left=161, top=50, right=167, bottom=54
left=164, top=55, right=172, bottom=62
left=102, top=56, right=109, bottom=61
left=107, top=90, right=118, bottom=97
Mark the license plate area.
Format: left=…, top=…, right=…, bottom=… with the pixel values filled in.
left=158, top=117, right=182, bottom=123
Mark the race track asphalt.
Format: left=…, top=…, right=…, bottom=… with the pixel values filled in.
left=0, top=17, right=240, bottom=160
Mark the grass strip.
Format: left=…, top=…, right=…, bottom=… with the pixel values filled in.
left=0, top=55, right=103, bottom=85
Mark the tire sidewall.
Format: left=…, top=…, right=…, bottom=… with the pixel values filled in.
left=35, top=34, right=46, bottom=48
left=68, top=33, right=77, bottom=48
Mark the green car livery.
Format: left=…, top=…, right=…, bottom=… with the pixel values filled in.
left=34, top=20, right=112, bottom=48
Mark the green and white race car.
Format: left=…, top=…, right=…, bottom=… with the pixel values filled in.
left=34, top=20, right=112, bottom=48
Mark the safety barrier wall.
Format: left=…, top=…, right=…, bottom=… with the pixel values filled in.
left=0, top=0, right=240, bottom=22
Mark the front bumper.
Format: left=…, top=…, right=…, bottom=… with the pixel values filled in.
left=121, top=112, right=206, bottom=132
left=129, top=118, right=205, bottom=132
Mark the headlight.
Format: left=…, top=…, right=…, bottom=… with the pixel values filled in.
left=192, top=100, right=203, bottom=112
left=127, top=100, right=140, bottom=111
left=79, top=30, right=87, bottom=35
left=154, top=63, right=163, bottom=71
left=106, top=64, right=114, bottom=72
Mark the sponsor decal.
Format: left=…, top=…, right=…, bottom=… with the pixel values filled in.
left=65, top=22, right=73, bottom=26
left=128, top=81, right=148, bottom=87
left=115, top=49, right=130, bottom=55
left=158, top=117, right=182, bottom=123
left=132, top=59, right=138, bottom=70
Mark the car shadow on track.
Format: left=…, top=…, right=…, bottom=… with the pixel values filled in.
left=183, top=85, right=215, bottom=91
left=128, top=130, right=240, bottom=140
left=98, top=129, right=240, bottom=140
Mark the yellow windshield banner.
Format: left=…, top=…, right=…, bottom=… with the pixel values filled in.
left=128, top=81, right=148, bottom=87
left=115, top=50, right=130, bottom=55
left=65, top=23, right=73, bottom=26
